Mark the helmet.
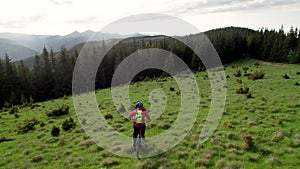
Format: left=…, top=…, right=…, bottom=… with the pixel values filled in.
left=136, top=101, right=143, bottom=108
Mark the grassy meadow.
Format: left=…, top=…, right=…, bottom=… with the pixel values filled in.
left=0, top=60, right=300, bottom=169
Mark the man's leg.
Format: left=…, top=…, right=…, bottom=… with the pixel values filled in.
left=133, top=126, right=138, bottom=146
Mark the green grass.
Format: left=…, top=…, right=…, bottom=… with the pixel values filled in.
left=1, top=60, right=300, bottom=168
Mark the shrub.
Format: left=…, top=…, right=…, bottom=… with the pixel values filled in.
left=246, top=92, right=252, bottom=98
left=195, top=159, right=210, bottom=167
left=29, top=96, right=34, bottom=105
left=47, top=104, right=69, bottom=117
left=9, top=106, right=18, bottom=114
left=14, top=113, right=20, bottom=118
left=0, top=136, right=14, bottom=143
left=170, top=87, right=175, bottom=91
left=236, top=79, right=242, bottom=84
left=40, top=122, right=46, bottom=127
left=236, top=86, right=249, bottom=94
left=258, top=147, right=273, bottom=155
left=51, top=126, right=60, bottom=136
left=62, top=117, right=76, bottom=131
left=242, top=135, right=255, bottom=150
left=226, top=161, right=244, bottom=169
left=159, top=123, right=171, bottom=129
left=20, top=94, right=27, bottom=105
left=248, top=70, right=265, bottom=80
left=135, top=159, right=159, bottom=169
left=31, top=155, right=44, bottom=163
left=17, top=118, right=39, bottom=134
left=283, top=74, right=290, bottom=79
left=101, top=158, right=119, bottom=167
left=242, top=66, right=249, bottom=72
left=104, top=113, right=113, bottom=120
left=234, top=69, right=242, bottom=77
left=295, top=82, right=300, bottom=86
left=266, top=157, right=281, bottom=166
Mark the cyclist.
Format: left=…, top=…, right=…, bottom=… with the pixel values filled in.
left=129, top=101, right=150, bottom=146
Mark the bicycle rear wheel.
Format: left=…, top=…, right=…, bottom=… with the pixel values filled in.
left=136, top=134, right=141, bottom=158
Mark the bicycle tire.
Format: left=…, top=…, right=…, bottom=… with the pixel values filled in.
left=136, top=134, right=141, bottom=158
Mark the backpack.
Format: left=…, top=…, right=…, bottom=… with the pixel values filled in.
left=136, top=110, right=143, bottom=123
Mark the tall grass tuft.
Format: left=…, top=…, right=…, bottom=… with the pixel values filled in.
left=248, top=70, right=265, bottom=80
left=46, top=104, right=69, bottom=117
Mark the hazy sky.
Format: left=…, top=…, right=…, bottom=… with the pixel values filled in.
left=0, top=0, right=299, bottom=35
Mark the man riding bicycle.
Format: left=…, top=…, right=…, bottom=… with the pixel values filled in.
left=129, top=101, right=151, bottom=146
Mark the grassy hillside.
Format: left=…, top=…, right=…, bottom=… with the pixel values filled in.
left=0, top=60, right=300, bottom=168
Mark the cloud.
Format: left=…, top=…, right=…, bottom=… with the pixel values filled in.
left=48, top=0, right=73, bottom=6
left=68, top=16, right=98, bottom=24
left=164, top=0, right=300, bottom=15
left=0, top=13, right=46, bottom=29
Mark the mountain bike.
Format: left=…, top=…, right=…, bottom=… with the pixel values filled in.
left=135, top=128, right=143, bottom=159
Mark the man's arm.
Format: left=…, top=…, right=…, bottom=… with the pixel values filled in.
left=128, top=110, right=136, bottom=119
left=144, top=111, right=151, bottom=121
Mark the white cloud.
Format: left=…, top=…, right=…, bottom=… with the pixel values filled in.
left=0, top=0, right=299, bottom=35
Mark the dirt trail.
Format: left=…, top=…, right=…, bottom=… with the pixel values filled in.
left=248, top=58, right=289, bottom=67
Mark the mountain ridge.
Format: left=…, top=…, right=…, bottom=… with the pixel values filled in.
left=0, top=30, right=124, bottom=60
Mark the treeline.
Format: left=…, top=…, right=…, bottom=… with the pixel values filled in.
left=0, top=26, right=299, bottom=108
left=206, top=26, right=300, bottom=63
left=0, top=48, right=77, bottom=108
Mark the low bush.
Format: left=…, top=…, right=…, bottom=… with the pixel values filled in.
left=135, top=159, right=159, bottom=169
left=104, top=113, right=113, bottom=120
left=101, top=158, right=119, bottom=167
left=248, top=70, right=265, bottom=80
left=14, top=113, right=20, bottom=118
left=17, top=118, right=40, bottom=134
left=0, top=136, right=14, bottom=143
left=246, top=92, right=252, bottom=98
left=242, top=135, right=255, bottom=150
left=283, top=74, right=290, bottom=79
left=31, top=155, right=44, bottom=163
left=51, top=126, right=60, bottom=136
left=236, top=86, right=249, bottom=94
left=236, top=79, right=242, bottom=84
left=234, top=69, right=242, bottom=77
left=242, top=66, right=249, bottom=72
left=254, top=62, right=260, bottom=67
left=9, top=106, right=18, bottom=114
left=62, top=117, right=76, bottom=131
left=47, top=104, right=69, bottom=117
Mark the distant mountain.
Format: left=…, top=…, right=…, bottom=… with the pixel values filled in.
left=0, top=38, right=37, bottom=61
left=0, top=31, right=124, bottom=61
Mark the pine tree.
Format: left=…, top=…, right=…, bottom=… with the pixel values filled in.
left=41, top=47, right=55, bottom=99
left=3, top=54, right=20, bottom=105
left=290, top=41, right=300, bottom=63
left=17, top=60, right=32, bottom=100
left=32, top=53, right=44, bottom=101
left=55, top=47, right=72, bottom=97
left=0, top=58, right=4, bottom=107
